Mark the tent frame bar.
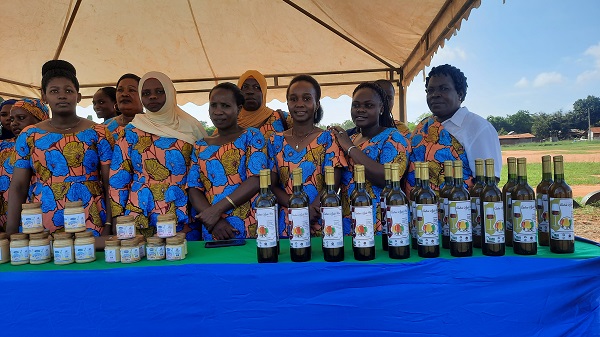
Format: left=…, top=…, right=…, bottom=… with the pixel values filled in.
left=54, top=0, right=83, bottom=60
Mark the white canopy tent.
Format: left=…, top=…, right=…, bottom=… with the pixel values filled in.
left=0, top=0, right=481, bottom=121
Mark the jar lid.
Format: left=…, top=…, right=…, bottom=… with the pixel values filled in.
left=116, top=215, right=135, bottom=224
left=65, top=201, right=83, bottom=208
left=166, top=237, right=183, bottom=245
left=74, top=231, right=93, bottom=238
left=21, top=202, right=42, bottom=209
left=54, top=232, right=73, bottom=240
left=120, top=238, right=137, bottom=247
left=105, top=239, right=120, bottom=247
left=147, top=237, right=164, bottom=244
left=29, top=232, right=49, bottom=240
left=157, top=213, right=176, bottom=222
left=0, top=233, right=7, bottom=240
left=10, top=233, right=28, bottom=241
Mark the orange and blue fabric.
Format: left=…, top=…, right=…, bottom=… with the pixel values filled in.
left=340, top=127, right=410, bottom=235
left=405, top=116, right=474, bottom=195
left=12, top=124, right=114, bottom=235
left=187, top=127, right=268, bottom=240
left=103, top=117, right=126, bottom=141
left=268, top=129, right=347, bottom=237
left=109, top=124, right=195, bottom=238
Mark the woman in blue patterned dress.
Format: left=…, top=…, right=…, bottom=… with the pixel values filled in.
left=188, top=82, right=268, bottom=240
left=6, top=60, right=114, bottom=237
left=109, top=71, right=208, bottom=239
left=104, top=74, right=144, bottom=140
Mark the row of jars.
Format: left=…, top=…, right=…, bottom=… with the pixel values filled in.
left=0, top=231, right=187, bottom=265
left=21, top=201, right=87, bottom=234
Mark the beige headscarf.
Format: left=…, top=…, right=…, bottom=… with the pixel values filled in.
left=131, top=71, right=207, bottom=144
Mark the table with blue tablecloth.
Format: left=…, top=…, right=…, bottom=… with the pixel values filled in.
left=1, top=237, right=599, bottom=336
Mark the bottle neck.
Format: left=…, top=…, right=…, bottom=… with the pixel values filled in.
left=542, top=172, right=552, bottom=181
left=260, top=186, right=270, bottom=195
left=384, top=179, right=392, bottom=189
left=293, top=184, right=303, bottom=193
left=518, top=174, right=528, bottom=184
left=355, top=181, right=366, bottom=192
left=391, top=180, right=401, bottom=190
left=553, top=161, right=564, bottom=183
left=444, top=176, right=453, bottom=185
left=485, top=175, right=496, bottom=186
left=453, top=177, right=463, bottom=188
left=553, top=172, right=564, bottom=183
left=508, top=173, right=517, bottom=182
left=326, top=182, right=336, bottom=194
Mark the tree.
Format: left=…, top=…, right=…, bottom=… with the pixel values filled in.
left=506, top=110, right=533, bottom=134
left=568, top=95, right=600, bottom=130
left=531, top=112, right=553, bottom=139
left=199, top=120, right=216, bottom=136
left=487, top=115, right=509, bottom=134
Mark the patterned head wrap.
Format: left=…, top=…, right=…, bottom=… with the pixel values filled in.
left=11, top=99, right=50, bottom=121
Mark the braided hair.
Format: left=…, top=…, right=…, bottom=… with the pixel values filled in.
left=352, top=81, right=394, bottom=128
left=286, top=74, right=324, bottom=124
left=41, top=60, right=79, bottom=93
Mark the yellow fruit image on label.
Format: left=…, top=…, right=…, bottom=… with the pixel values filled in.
left=559, top=217, right=572, bottom=229
left=422, top=223, right=436, bottom=234
left=520, top=220, right=534, bottom=231
left=494, top=221, right=503, bottom=232
left=456, top=220, right=470, bottom=232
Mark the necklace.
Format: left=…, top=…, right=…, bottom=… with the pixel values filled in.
left=292, top=127, right=316, bottom=150
left=49, top=117, right=82, bottom=131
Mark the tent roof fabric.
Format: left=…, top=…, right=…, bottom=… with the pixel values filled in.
left=0, top=0, right=481, bottom=120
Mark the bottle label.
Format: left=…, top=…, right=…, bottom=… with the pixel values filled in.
left=471, top=197, right=482, bottom=236
left=10, top=246, right=29, bottom=262
left=275, top=203, right=280, bottom=241
left=29, top=244, right=51, bottom=262
left=388, top=205, right=410, bottom=247
left=513, top=200, right=537, bottom=243
left=441, top=198, right=449, bottom=236
left=54, top=246, right=73, bottom=263
left=505, top=193, right=513, bottom=231
left=21, top=213, right=43, bottom=231
left=537, top=194, right=549, bottom=233
left=116, top=224, right=136, bottom=240
left=380, top=198, right=388, bottom=235
left=256, top=206, right=278, bottom=248
left=147, top=246, right=166, bottom=260
left=166, top=246, right=183, bottom=260
left=549, top=198, right=574, bottom=241
left=105, top=248, right=119, bottom=262
left=75, top=243, right=95, bottom=261
left=64, top=212, right=86, bottom=230
left=449, top=201, right=472, bottom=243
left=483, top=201, right=505, bottom=244
left=352, top=206, right=374, bottom=248
left=288, top=207, right=310, bottom=248
left=416, top=204, right=439, bottom=246
left=156, top=222, right=175, bottom=238
left=321, top=206, right=343, bottom=248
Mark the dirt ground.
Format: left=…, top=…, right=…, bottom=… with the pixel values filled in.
left=503, top=150, right=600, bottom=243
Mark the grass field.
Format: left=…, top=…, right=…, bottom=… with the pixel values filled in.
left=501, top=139, right=600, bottom=153
left=498, top=162, right=600, bottom=187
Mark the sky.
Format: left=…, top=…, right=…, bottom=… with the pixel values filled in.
left=77, top=0, right=600, bottom=126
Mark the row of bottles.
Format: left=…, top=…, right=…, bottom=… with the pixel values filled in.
left=255, top=154, right=574, bottom=263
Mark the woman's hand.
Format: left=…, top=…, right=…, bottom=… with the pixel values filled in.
left=211, top=219, right=240, bottom=240
left=195, top=205, right=223, bottom=232
left=329, top=126, right=354, bottom=153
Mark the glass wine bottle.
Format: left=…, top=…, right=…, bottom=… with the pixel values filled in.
left=321, top=166, right=344, bottom=262
left=409, top=162, right=422, bottom=250
left=536, top=155, right=553, bottom=246
left=255, top=169, right=278, bottom=263
left=469, top=159, right=485, bottom=248
left=380, top=163, right=392, bottom=251
left=512, top=158, right=537, bottom=255
left=288, top=167, right=311, bottom=262
left=448, top=160, right=472, bottom=257
left=387, top=163, right=410, bottom=259
left=352, top=164, right=375, bottom=261
left=416, top=162, right=439, bottom=258
left=502, top=157, right=517, bottom=247
left=481, top=159, right=505, bottom=256
left=548, top=155, right=574, bottom=254
left=439, top=160, right=454, bottom=249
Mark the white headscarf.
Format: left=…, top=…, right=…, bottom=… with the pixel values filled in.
left=131, top=71, right=207, bottom=144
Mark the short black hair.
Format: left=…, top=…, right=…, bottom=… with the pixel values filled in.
left=352, top=81, right=394, bottom=128
left=209, top=82, right=245, bottom=107
left=99, top=87, right=117, bottom=102
left=117, top=73, right=141, bottom=87
left=41, top=60, right=79, bottom=93
left=286, top=74, right=323, bottom=124
left=425, top=64, right=468, bottom=101
left=374, top=79, right=395, bottom=95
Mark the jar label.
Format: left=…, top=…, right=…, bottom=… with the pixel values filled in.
left=29, top=244, right=51, bottom=261
left=352, top=206, right=374, bottom=248
left=321, top=206, right=343, bottom=248
left=22, top=213, right=43, bottom=230
left=139, top=244, right=146, bottom=258
left=288, top=207, right=310, bottom=248
left=54, top=246, right=74, bottom=263
left=147, top=246, right=165, bottom=260
left=416, top=204, right=439, bottom=246
left=449, top=201, right=472, bottom=243
left=105, top=248, right=119, bottom=262
left=10, top=246, right=29, bottom=262
left=388, top=205, right=409, bottom=247
left=156, top=222, right=176, bottom=238
left=471, top=197, right=482, bottom=236
left=116, top=224, right=136, bottom=239
left=120, top=247, right=140, bottom=263
left=75, top=243, right=95, bottom=261
left=380, top=198, right=387, bottom=235
left=537, top=194, right=549, bottom=233
left=549, top=198, right=574, bottom=241
left=513, top=200, right=537, bottom=243
left=256, top=206, right=278, bottom=248
left=64, top=212, right=86, bottom=230
left=166, top=246, right=183, bottom=260
left=483, top=201, right=505, bottom=244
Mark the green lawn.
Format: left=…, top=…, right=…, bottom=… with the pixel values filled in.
left=501, top=140, right=600, bottom=153
left=498, top=162, right=600, bottom=187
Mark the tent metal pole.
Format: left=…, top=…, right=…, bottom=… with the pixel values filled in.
left=54, top=0, right=82, bottom=60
